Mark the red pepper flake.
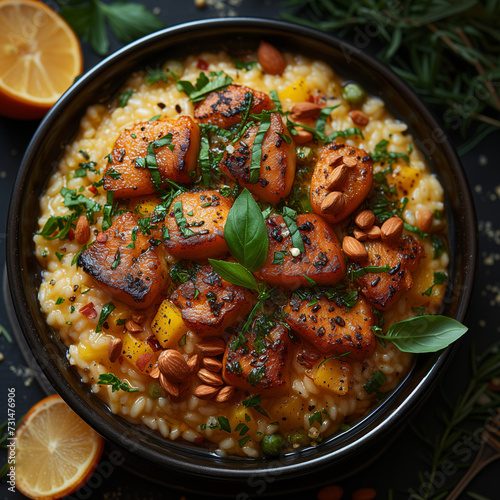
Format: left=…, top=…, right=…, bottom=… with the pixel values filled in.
left=146, top=336, right=162, bottom=352
left=194, top=436, right=205, bottom=445
left=136, top=353, right=152, bottom=371
left=197, top=58, right=208, bottom=70
left=118, top=355, right=123, bottom=364
left=308, top=95, right=314, bottom=103
left=88, top=185, right=98, bottom=194
left=79, top=302, right=97, bottom=319
left=68, top=229, right=75, bottom=241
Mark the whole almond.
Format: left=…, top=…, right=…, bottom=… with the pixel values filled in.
left=257, top=40, right=286, bottom=75
left=196, top=337, right=226, bottom=356
left=213, top=385, right=235, bottom=404
left=158, top=349, right=190, bottom=383
left=353, top=228, right=368, bottom=241
left=355, top=210, right=375, bottom=230
left=321, top=191, right=346, bottom=215
left=202, top=357, right=223, bottom=372
left=75, top=215, right=90, bottom=244
left=132, top=313, right=147, bottom=325
left=149, top=365, right=160, bottom=379
left=366, top=225, right=382, bottom=240
left=324, top=165, right=349, bottom=191
left=342, top=236, right=368, bottom=262
left=197, top=368, right=224, bottom=386
left=352, top=488, right=377, bottom=500
left=290, top=102, right=322, bottom=121
left=349, top=110, right=369, bottom=127
left=342, top=156, right=358, bottom=168
left=159, top=374, right=180, bottom=399
left=188, top=354, right=201, bottom=375
left=107, top=337, right=123, bottom=363
left=125, top=319, right=143, bottom=333
left=416, top=209, right=432, bottom=232
left=381, top=216, right=404, bottom=242
left=194, top=384, right=220, bottom=400
left=293, top=127, right=313, bottom=145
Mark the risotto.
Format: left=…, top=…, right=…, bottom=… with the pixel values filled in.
left=34, top=43, right=449, bottom=458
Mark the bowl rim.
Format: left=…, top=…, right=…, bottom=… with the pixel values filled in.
left=6, top=17, right=477, bottom=482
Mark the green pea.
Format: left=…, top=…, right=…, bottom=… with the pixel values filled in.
left=289, top=429, right=310, bottom=447
left=261, top=433, right=286, bottom=456
left=342, top=83, right=367, bottom=106
left=148, top=381, right=165, bottom=399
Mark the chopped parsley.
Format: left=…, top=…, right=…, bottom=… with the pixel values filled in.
left=422, top=272, right=447, bottom=296
left=96, top=302, right=115, bottom=333
left=117, top=89, right=134, bottom=107
left=173, top=71, right=233, bottom=103
left=97, top=373, right=138, bottom=393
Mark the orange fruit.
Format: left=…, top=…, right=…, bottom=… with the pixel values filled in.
left=15, top=394, right=104, bottom=500
left=0, top=0, right=83, bottom=120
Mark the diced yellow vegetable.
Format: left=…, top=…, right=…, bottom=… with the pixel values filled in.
left=122, top=332, right=155, bottom=373
left=78, top=341, right=109, bottom=363
left=313, top=358, right=352, bottom=396
left=391, top=166, right=421, bottom=197
left=133, top=197, right=162, bottom=216
left=407, top=257, right=447, bottom=313
left=228, top=405, right=258, bottom=436
left=151, top=300, right=188, bottom=349
left=268, top=395, right=305, bottom=429
left=280, top=78, right=309, bottom=102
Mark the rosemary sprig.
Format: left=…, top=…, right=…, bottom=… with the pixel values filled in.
left=408, top=340, right=500, bottom=499
left=281, top=0, right=500, bottom=150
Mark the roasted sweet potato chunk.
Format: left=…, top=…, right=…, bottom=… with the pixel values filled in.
left=223, top=316, right=291, bottom=395
left=78, top=212, right=167, bottom=308
left=219, top=112, right=296, bottom=205
left=310, top=143, right=373, bottom=223
left=170, top=264, right=254, bottom=337
left=256, top=214, right=346, bottom=289
left=355, top=235, right=425, bottom=310
left=103, top=116, right=200, bottom=198
left=194, top=84, right=274, bottom=129
left=163, top=190, right=231, bottom=260
left=284, top=294, right=375, bottom=359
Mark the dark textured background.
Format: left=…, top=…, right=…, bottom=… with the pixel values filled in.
left=1, top=1, right=499, bottom=499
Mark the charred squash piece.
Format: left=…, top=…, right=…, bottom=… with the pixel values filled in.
left=163, top=189, right=232, bottom=260
left=103, top=116, right=200, bottom=198
left=284, top=294, right=376, bottom=359
left=78, top=212, right=167, bottom=308
left=256, top=214, right=346, bottom=289
left=355, top=235, right=425, bottom=310
left=170, top=264, right=254, bottom=337
left=223, top=316, right=291, bottom=395
left=194, top=84, right=274, bottom=129
left=310, top=143, right=373, bottom=223
left=219, top=112, right=296, bottom=205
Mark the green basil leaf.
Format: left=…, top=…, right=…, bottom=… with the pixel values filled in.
left=315, top=105, right=339, bottom=136
left=224, top=189, right=269, bottom=271
left=404, top=222, right=428, bottom=240
left=349, top=264, right=391, bottom=280
left=269, top=90, right=283, bottom=114
left=282, top=206, right=305, bottom=253
left=117, top=89, right=134, bottom=107
left=208, top=259, right=258, bottom=291
left=326, top=127, right=364, bottom=142
left=377, top=315, right=468, bottom=353
left=363, top=370, right=386, bottom=394
left=250, top=111, right=272, bottom=184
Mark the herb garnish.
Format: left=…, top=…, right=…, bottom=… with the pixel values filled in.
left=249, top=110, right=272, bottom=183
left=96, top=302, right=115, bottom=333
left=111, top=249, right=121, bottom=270
left=173, top=201, right=195, bottom=238
left=374, top=315, right=467, bottom=353
left=422, top=272, right=447, bottom=296
left=97, top=373, right=138, bottom=393
left=431, top=235, right=446, bottom=260
left=60, top=1, right=163, bottom=56
left=145, top=67, right=167, bottom=85
left=349, top=264, right=391, bottom=280
left=242, top=394, right=270, bottom=418
left=75, top=161, right=99, bottom=178
left=174, top=71, right=233, bottom=103
left=117, top=89, right=134, bottom=107
left=282, top=206, right=305, bottom=253
left=232, top=59, right=257, bottom=71
left=363, top=370, right=387, bottom=399
left=223, top=189, right=269, bottom=271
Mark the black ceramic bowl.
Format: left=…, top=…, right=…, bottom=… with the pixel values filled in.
left=7, top=18, right=477, bottom=496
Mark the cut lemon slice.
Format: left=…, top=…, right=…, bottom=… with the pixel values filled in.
left=15, top=395, right=104, bottom=500
left=0, top=0, right=83, bottom=120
